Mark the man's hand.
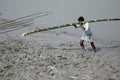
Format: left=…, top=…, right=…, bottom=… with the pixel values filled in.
left=72, top=23, right=77, bottom=28
left=80, top=23, right=83, bottom=27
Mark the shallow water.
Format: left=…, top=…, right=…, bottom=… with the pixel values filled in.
left=0, top=0, right=120, bottom=41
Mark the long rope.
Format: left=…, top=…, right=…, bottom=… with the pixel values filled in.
left=0, top=19, right=33, bottom=30
left=0, top=12, right=46, bottom=26
left=0, top=12, right=53, bottom=34
left=0, top=25, right=29, bottom=34
left=0, top=12, right=53, bottom=30
left=21, top=18, right=120, bottom=36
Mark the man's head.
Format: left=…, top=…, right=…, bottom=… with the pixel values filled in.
left=78, top=16, right=84, bottom=24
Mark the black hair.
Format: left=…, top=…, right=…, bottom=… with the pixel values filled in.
left=78, top=16, right=84, bottom=21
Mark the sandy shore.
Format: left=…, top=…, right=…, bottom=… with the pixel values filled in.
left=0, top=27, right=120, bottom=80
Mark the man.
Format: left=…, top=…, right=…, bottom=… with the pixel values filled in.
left=73, top=16, right=96, bottom=52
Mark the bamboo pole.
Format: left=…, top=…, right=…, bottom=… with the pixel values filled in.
left=21, top=18, right=120, bottom=36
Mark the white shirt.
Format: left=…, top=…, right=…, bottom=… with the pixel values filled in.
left=76, top=22, right=92, bottom=35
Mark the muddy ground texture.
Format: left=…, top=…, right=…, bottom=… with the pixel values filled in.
left=0, top=35, right=120, bottom=80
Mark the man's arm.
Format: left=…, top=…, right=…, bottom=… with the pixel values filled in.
left=80, top=25, right=85, bottom=30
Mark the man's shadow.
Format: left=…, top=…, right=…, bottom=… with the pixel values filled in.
left=87, top=47, right=102, bottom=52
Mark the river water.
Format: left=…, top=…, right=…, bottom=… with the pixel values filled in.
left=0, top=0, right=120, bottom=41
